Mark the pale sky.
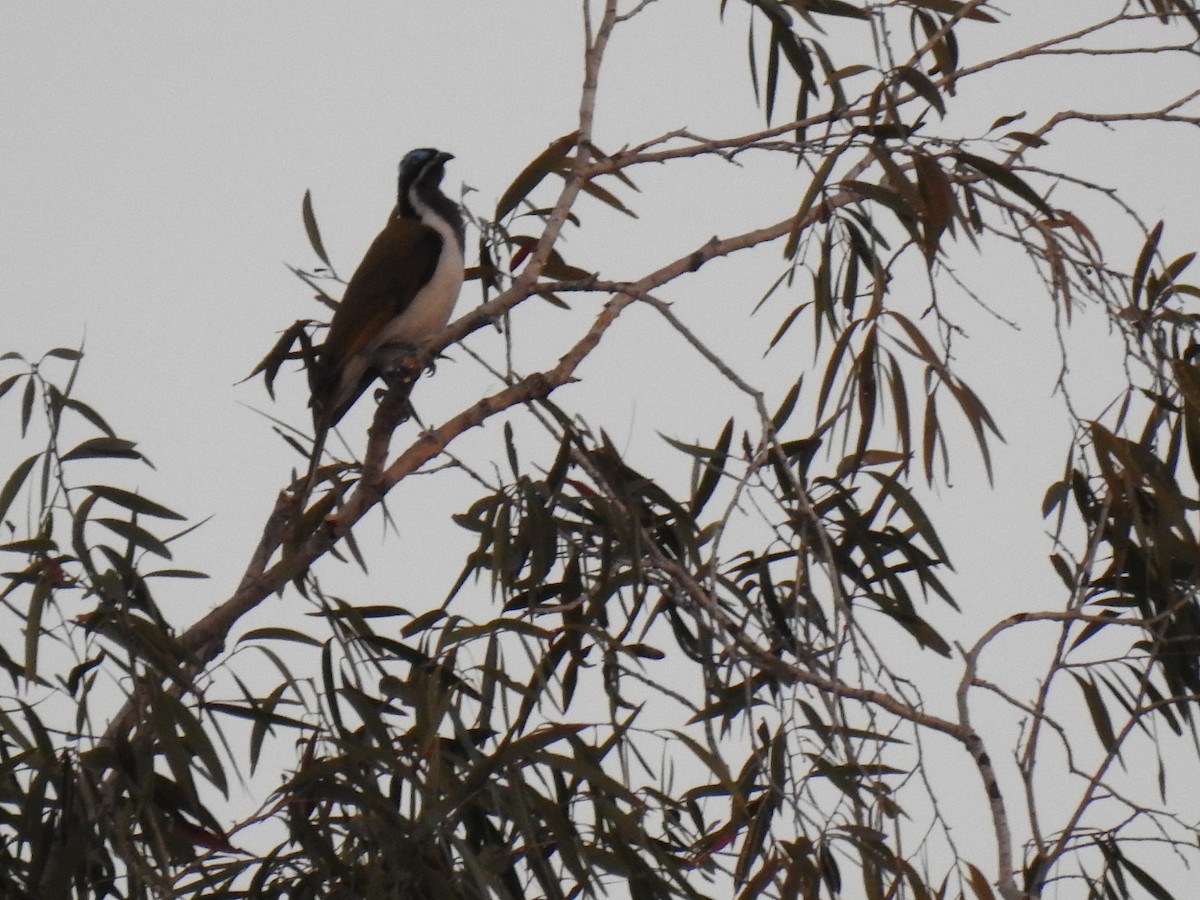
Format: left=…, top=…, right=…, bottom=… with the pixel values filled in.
left=2, top=2, right=769, bottom=590
left=3, top=1, right=1200, bottom=892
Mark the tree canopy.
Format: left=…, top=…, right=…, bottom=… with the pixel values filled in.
left=3, top=2, right=1200, bottom=898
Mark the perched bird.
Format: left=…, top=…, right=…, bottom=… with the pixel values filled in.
left=302, top=148, right=465, bottom=501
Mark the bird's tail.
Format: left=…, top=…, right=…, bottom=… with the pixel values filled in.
left=295, top=416, right=329, bottom=520
left=295, top=371, right=418, bottom=521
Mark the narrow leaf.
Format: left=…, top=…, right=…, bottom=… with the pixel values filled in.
left=62, top=397, right=116, bottom=437
left=894, top=65, right=945, bottom=117
left=495, top=131, right=579, bottom=221
left=965, top=863, right=996, bottom=900
left=20, top=377, right=34, bottom=437
left=693, top=418, right=734, bottom=516
left=0, top=454, right=39, bottom=525
left=1119, top=852, right=1176, bottom=900
left=579, top=179, right=637, bottom=218
left=773, top=378, right=803, bottom=432
left=784, top=146, right=843, bottom=259
left=1003, top=130, right=1047, bottom=148
left=96, top=518, right=173, bottom=559
left=301, top=189, right=334, bottom=273
left=1071, top=672, right=1117, bottom=754
left=956, top=151, right=1053, bottom=217
left=1132, top=221, right=1164, bottom=307
left=61, top=437, right=142, bottom=462
left=987, top=112, right=1025, bottom=132
left=87, top=485, right=185, bottom=520
left=0, top=373, right=24, bottom=403
left=912, top=151, right=955, bottom=231
left=909, top=0, right=998, bottom=22
left=42, top=347, right=82, bottom=362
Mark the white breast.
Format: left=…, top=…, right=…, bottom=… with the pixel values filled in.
left=373, top=209, right=464, bottom=350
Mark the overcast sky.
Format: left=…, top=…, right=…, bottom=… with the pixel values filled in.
left=3, top=2, right=1200, bottom=887
left=4, top=1, right=1192, bottom=620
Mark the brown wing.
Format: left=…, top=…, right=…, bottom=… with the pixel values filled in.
left=313, top=216, right=442, bottom=422
left=321, top=217, right=442, bottom=373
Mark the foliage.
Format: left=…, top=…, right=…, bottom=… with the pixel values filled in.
left=3, top=2, right=1200, bottom=898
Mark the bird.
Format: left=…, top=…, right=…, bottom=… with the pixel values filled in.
left=301, top=148, right=465, bottom=504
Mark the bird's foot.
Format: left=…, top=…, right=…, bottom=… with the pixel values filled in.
left=372, top=340, right=422, bottom=382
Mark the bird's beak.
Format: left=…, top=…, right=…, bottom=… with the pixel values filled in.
left=437, top=151, right=455, bottom=164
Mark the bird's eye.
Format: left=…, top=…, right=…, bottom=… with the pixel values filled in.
left=403, top=148, right=435, bottom=167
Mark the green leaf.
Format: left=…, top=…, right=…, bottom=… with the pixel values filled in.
left=954, top=152, right=1053, bottom=217
left=987, top=111, right=1025, bottom=132
left=1164, top=251, right=1196, bottom=281
left=301, top=189, right=334, bottom=274
left=504, top=421, right=519, bottom=478
left=205, top=699, right=308, bottom=731
left=24, top=575, right=51, bottom=678
left=0, top=537, right=56, bottom=555
left=0, top=454, right=39, bottom=525
left=1003, top=130, right=1047, bottom=148
left=816, top=321, right=860, bottom=423
left=541, top=251, right=592, bottom=281
left=167, top=691, right=227, bottom=795
left=944, top=376, right=1002, bottom=484
left=495, top=131, right=579, bottom=221
left=921, top=392, right=940, bottom=483
left=87, top=485, right=184, bottom=520
left=144, top=568, right=210, bottom=580
left=885, top=353, right=911, bottom=461
left=1068, top=608, right=1122, bottom=650
left=0, top=373, right=25, bottom=403
left=579, top=179, right=637, bottom=218
left=894, top=65, right=945, bottom=117
left=772, top=377, right=803, bottom=431
left=692, top=418, right=734, bottom=516
left=912, top=152, right=955, bottom=241
left=20, top=376, right=34, bottom=437
left=765, top=22, right=782, bottom=122
left=61, top=437, right=142, bottom=462
left=1118, top=854, right=1176, bottom=900
left=236, top=627, right=323, bottom=647
left=95, top=517, right=173, bottom=559
left=827, top=63, right=873, bottom=85
left=1132, top=220, right=1163, bottom=307
left=66, top=654, right=105, bottom=696
left=1070, top=672, right=1116, bottom=754
left=245, top=317, right=313, bottom=401
left=507, top=235, right=593, bottom=280
left=867, top=471, right=950, bottom=565
left=42, top=347, right=82, bottom=362
left=61, top=397, right=116, bottom=437
left=916, top=8, right=960, bottom=84
left=798, top=0, right=869, bottom=20
left=784, top=145, right=843, bottom=259
left=767, top=300, right=809, bottom=350
left=1047, top=551, right=1074, bottom=589
left=909, top=0, right=998, bottom=23
left=964, top=862, right=996, bottom=899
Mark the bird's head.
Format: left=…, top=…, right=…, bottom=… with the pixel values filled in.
left=400, top=148, right=453, bottom=189
left=397, top=148, right=455, bottom=221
